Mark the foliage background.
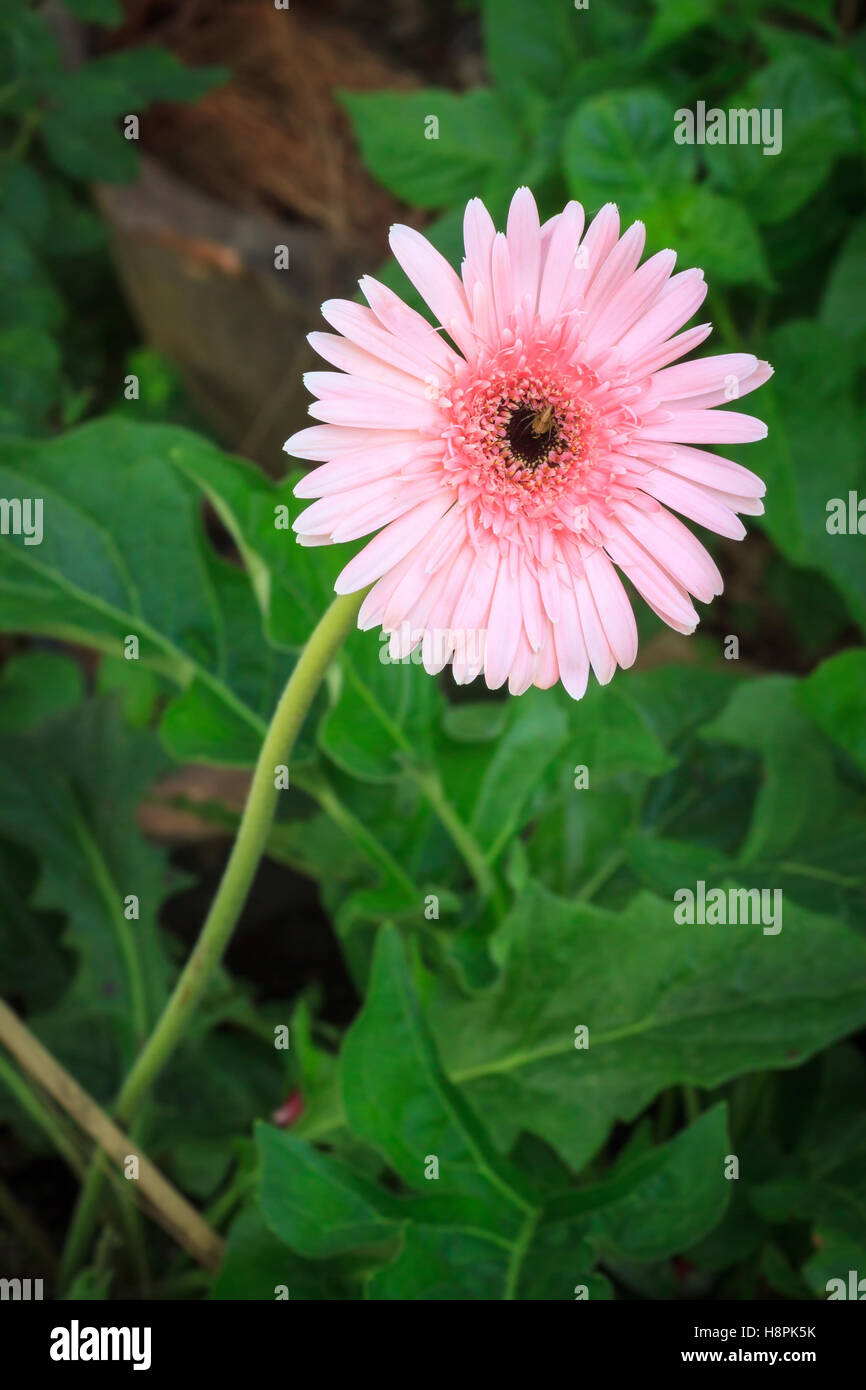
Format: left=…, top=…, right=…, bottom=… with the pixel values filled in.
left=0, top=0, right=865, bottom=1301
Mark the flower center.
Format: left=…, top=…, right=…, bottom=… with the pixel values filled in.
left=443, top=347, right=611, bottom=533
left=505, top=404, right=560, bottom=468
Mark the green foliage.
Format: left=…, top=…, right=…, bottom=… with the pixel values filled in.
left=255, top=927, right=735, bottom=1299
left=0, top=0, right=864, bottom=1305
left=0, top=0, right=224, bottom=435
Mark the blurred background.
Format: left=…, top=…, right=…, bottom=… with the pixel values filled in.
left=1, top=0, right=865, bottom=1302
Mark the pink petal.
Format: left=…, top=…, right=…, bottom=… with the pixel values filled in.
left=484, top=562, right=523, bottom=689
left=637, top=407, right=768, bottom=445
left=293, top=439, right=441, bottom=499
left=602, top=520, right=700, bottom=630
left=553, top=583, right=589, bottom=700
left=667, top=361, right=774, bottom=410
left=295, top=475, right=443, bottom=543
left=304, top=372, right=443, bottom=430
left=388, top=224, right=476, bottom=358
left=462, top=197, right=496, bottom=298
left=583, top=548, right=638, bottom=670
left=582, top=222, right=647, bottom=327
left=639, top=443, right=765, bottom=498
left=334, top=494, right=455, bottom=594
left=537, top=200, right=586, bottom=321
left=320, top=297, right=453, bottom=379
left=358, top=277, right=460, bottom=373
left=617, top=269, right=707, bottom=363
left=506, top=186, right=542, bottom=319
left=617, top=500, right=723, bottom=601
left=577, top=203, right=621, bottom=292
left=285, top=424, right=420, bottom=460
left=626, top=323, right=713, bottom=379
left=651, top=353, right=757, bottom=402
left=533, top=624, right=560, bottom=690
left=307, top=332, right=433, bottom=396
left=508, top=630, right=539, bottom=695
left=636, top=469, right=746, bottom=541
left=573, top=571, right=616, bottom=684
left=583, top=248, right=677, bottom=354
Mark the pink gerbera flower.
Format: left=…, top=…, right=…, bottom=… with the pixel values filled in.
left=285, top=188, right=771, bottom=698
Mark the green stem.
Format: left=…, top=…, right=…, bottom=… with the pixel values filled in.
left=0, top=1050, right=150, bottom=1292
left=72, top=810, right=149, bottom=1045
left=297, top=769, right=417, bottom=899
left=344, top=664, right=501, bottom=908
left=60, top=591, right=364, bottom=1286
left=411, top=766, right=506, bottom=916
left=0, top=1053, right=87, bottom=1178
left=204, top=1167, right=256, bottom=1232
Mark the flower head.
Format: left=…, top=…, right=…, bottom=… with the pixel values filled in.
left=286, top=188, right=771, bottom=698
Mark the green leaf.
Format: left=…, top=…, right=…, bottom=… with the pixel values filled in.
left=626, top=665, right=740, bottom=750
left=695, top=675, right=866, bottom=926
left=0, top=650, right=84, bottom=732
left=42, top=51, right=226, bottom=183
left=707, top=56, right=857, bottom=225
left=524, top=666, right=734, bottom=900
left=153, top=1030, right=284, bottom=1199
left=427, top=883, right=866, bottom=1170
left=821, top=216, right=866, bottom=362
left=643, top=0, right=721, bottom=53
left=441, top=700, right=508, bottom=743
left=211, top=1206, right=352, bottom=1300
left=258, top=1123, right=400, bottom=1258
left=750, top=1046, right=866, bottom=1296
left=797, top=650, right=866, bottom=775
left=368, top=1223, right=516, bottom=1301
left=0, top=325, right=62, bottom=434
left=0, top=216, right=63, bottom=333
left=587, top=1104, right=730, bottom=1261
left=62, top=1268, right=113, bottom=1300
left=700, top=675, right=844, bottom=863
left=518, top=1106, right=730, bottom=1300
left=564, top=89, right=695, bottom=216
left=645, top=187, right=772, bottom=289
left=464, top=688, right=569, bottom=856
left=561, top=680, right=675, bottom=781
left=0, top=6, right=60, bottom=115
left=0, top=419, right=296, bottom=765
left=0, top=840, right=72, bottom=1012
left=627, top=833, right=734, bottom=898
left=269, top=929, right=734, bottom=1299
left=341, top=927, right=534, bottom=1234
left=751, top=320, right=866, bottom=635
left=60, top=0, right=122, bottom=23
left=0, top=163, right=49, bottom=247
left=0, top=694, right=175, bottom=1071
left=339, top=88, right=522, bottom=210
left=481, top=0, right=583, bottom=116
left=318, top=629, right=442, bottom=783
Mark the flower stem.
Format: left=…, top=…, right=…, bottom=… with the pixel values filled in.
left=59, top=590, right=364, bottom=1286
left=120, top=593, right=363, bottom=1121
left=410, top=766, right=507, bottom=917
